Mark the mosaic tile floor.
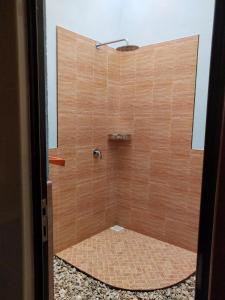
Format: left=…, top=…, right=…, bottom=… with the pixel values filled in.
left=57, top=228, right=196, bottom=290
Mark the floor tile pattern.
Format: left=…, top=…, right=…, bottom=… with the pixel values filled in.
left=57, top=228, right=196, bottom=290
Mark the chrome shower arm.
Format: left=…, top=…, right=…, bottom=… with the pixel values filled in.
left=96, top=38, right=129, bottom=49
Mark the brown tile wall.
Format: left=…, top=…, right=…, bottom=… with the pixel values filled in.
left=116, top=36, right=203, bottom=252
left=49, top=27, right=118, bottom=253
left=49, top=27, right=203, bottom=253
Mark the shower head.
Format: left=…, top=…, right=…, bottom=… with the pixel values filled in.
left=116, top=45, right=139, bottom=52
left=96, top=39, right=128, bottom=49
left=96, top=39, right=139, bottom=52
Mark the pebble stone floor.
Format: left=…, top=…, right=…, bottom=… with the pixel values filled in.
left=54, top=256, right=196, bottom=300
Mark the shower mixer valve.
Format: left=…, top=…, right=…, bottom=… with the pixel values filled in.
left=92, top=148, right=102, bottom=159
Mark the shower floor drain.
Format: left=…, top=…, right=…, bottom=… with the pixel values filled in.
left=110, top=225, right=125, bottom=232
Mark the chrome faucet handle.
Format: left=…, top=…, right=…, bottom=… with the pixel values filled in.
left=92, top=148, right=102, bottom=159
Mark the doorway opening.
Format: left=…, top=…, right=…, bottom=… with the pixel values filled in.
left=40, top=1, right=217, bottom=299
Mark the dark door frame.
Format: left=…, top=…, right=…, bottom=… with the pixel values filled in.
left=195, top=0, right=225, bottom=299
left=26, top=0, right=225, bottom=299
left=26, top=0, right=49, bottom=299
left=208, top=96, right=225, bottom=300
left=209, top=107, right=225, bottom=298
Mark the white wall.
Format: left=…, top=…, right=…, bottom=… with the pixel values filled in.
left=119, top=0, right=215, bottom=150
left=46, top=0, right=123, bottom=148
left=46, top=0, right=215, bottom=149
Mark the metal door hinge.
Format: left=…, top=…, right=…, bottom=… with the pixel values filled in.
left=41, top=198, right=48, bottom=242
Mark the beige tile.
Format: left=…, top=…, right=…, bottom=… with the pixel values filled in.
left=76, top=148, right=93, bottom=183
left=171, top=116, right=193, bottom=154
left=75, top=211, right=107, bottom=243
left=173, top=36, right=199, bottom=80
left=119, top=85, right=135, bottom=117
left=153, top=44, right=175, bottom=81
left=120, top=52, right=136, bottom=85
left=131, top=182, right=150, bottom=209
left=165, top=218, right=198, bottom=252
left=76, top=78, right=95, bottom=114
left=131, top=150, right=151, bottom=183
left=172, top=78, right=196, bottom=117
left=134, top=80, right=153, bottom=117
left=108, top=51, right=120, bottom=83
left=94, top=49, right=108, bottom=78
left=58, top=110, right=77, bottom=147
left=132, top=117, right=151, bottom=151
left=54, top=29, right=202, bottom=253
left=148, top=182, right=168, bottom=217
left=117, top=205, right=132, bottom=228
left=76, top=37, right=94, bottom=79
left=107, top=83, right=120, bottom=115
left=150, top=151, right=170, bottom=184
left=54, top=213, right=77, bottom=253
left=130, top=208, right=165, bottom=239
left=136, top=46, right=155, bottom=81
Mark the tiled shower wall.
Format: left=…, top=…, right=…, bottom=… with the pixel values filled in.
left=116, top=37, right=203, bottom=252
left=49, top=27, right=119, bottom=252
left=49, top=27, right=203, bottom=253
